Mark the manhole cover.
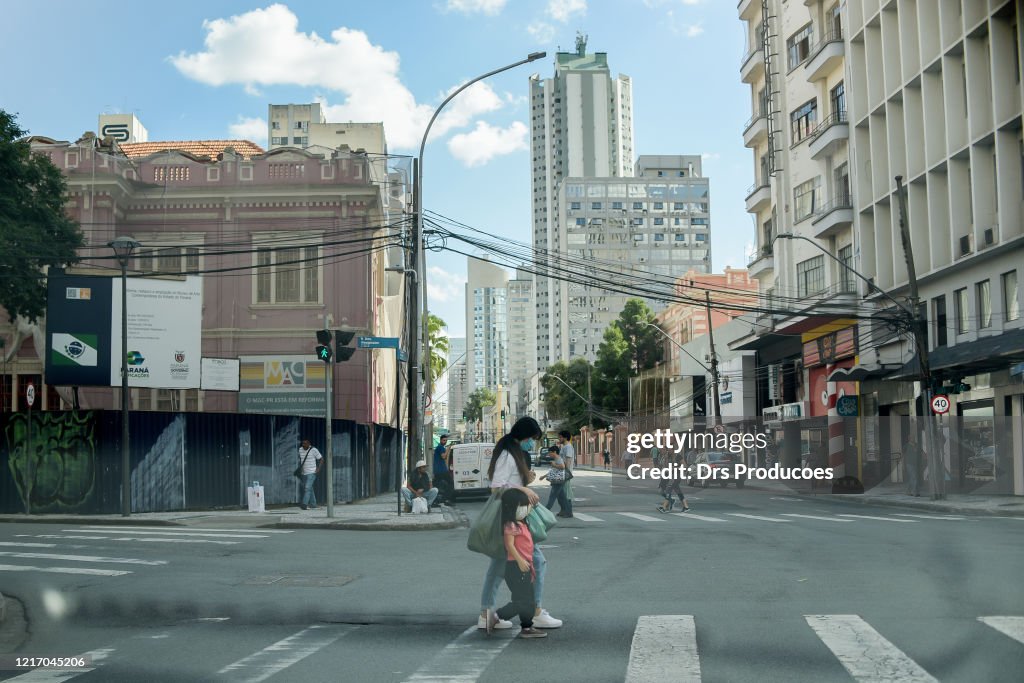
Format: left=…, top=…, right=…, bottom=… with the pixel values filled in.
left=243, top=575, right=357, bottom=587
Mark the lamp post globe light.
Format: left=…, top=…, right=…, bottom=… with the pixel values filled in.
left=109, top=235, right=140, bottom=517
left=408, top=51, right=546, bottom=467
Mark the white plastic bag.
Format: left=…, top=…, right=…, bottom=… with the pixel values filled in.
left=411, top=497, right=429, bottom=514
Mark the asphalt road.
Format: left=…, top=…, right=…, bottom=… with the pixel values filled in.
left=0, top=470, right=1022, bottom=682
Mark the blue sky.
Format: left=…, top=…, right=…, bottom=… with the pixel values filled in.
left=3, top=0, right=751, bottom=337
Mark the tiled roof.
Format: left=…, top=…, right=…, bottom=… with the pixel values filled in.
left=119, top=140, right=265, bottom=160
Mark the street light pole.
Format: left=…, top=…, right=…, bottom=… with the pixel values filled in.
left=410, top=51, right=546, bottom=471
left=642, top=321, right=720, bottom=428
left=109, top=235, right=140, bottom=518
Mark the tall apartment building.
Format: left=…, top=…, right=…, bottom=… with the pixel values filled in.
left=465, top=257, right=509, bottom=397
left=267, top=104, right=387, bottom=154
left=557, top=155, right=712, bottom=360
left=446, top=337, right=467, bottom=429
left=530, top=35, right=635, bottom=370
left=507, top=270, right=537, bottom=385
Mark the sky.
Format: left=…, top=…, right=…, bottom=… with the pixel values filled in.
left=2, top=0, right=752, bottom=338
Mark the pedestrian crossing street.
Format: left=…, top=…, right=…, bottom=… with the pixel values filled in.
left=3, top=614, right=1022, bottom=682
left=0, top=527, right=294, bottom=578
left=569, top=509, right=978, bottom=525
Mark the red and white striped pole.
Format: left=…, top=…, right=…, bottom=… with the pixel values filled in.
left=826, top=363, right=845, bottom=479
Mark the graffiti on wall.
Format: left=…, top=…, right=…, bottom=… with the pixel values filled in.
left=5, top=411, right=97, bottom=511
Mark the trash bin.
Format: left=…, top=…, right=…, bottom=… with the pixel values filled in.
left=246, top=483, right=265, bottom=512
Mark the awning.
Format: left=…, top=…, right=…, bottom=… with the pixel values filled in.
left=827, top=364, right=901, bottom=382
left=885, top=328, right=1024, bottom=381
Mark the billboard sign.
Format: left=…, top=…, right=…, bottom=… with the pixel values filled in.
left=45, top=271, right=114, bottom=387
left=238, top=356, right=326, bottom=416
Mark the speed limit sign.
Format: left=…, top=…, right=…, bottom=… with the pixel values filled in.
left=930, top=394, right=950, bottom=415
left=25, top=382, right=35, bottom=408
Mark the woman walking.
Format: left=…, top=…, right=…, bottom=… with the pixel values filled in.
left=477, top=417, right=562, bottom=631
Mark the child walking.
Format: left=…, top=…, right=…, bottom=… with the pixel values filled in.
left=486, top=489, right=547, bottom=639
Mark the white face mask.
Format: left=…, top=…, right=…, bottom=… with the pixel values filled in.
left=515, top=505, right=530, bottom=521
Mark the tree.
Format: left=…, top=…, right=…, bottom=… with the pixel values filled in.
left=593, top=299, right=664, bottom=413
left=541, top=358, right=605, bottom=432
left=0, top=110, right=84, bottom=322
left=427, top=313, right=450, bottom=384
left=464, top=388, right=496, bottom=422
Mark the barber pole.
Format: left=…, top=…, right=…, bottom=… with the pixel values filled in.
left=826, top=364, right=845, bottom=479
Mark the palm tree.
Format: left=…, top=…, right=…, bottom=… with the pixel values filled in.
left=428, top=313, right=450, bottom=384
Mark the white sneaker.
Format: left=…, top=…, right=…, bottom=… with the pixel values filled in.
left=477, top=614, right=514, bottom=630
left=533, top=609, right=562, bottom=628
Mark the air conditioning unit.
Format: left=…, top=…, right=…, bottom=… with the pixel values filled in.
left=638, top=257, right=647, bottom=262
left=570, top=338, right=578, bottom=343
left=982, top=225, right=998, bottom=248
left=958, top=233, right=974, bottom=257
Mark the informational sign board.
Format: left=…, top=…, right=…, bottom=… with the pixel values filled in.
left=201, top=358, right=240, bottom=391
left=25, top=382, right=35, bottom=407
left=45, top=271, right=113, bottom=387
left=238, top=356, right=326, bottom=416
left=836, top=395, right=859, bottom=417
left=357, top=336, right=400, bottom=349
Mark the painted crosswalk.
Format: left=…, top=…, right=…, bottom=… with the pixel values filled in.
left=560, top=509, right=978, bottom=527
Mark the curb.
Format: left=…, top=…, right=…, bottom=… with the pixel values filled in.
left=0, top=516, right=183, bottom=527
left=741, top=484, right=1024, bottom=517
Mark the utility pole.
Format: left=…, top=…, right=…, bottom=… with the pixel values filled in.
left=895, top=176, right=943, bottom=499
left=587, top=365, right=593, bottom=433
left=705, top=291, right=723, bottom=427
left=407, top=159, right=421, bottom=479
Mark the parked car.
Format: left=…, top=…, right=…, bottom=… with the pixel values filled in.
left=966, top=446, right=995, bottom=478
left=691, top=451, right=745, bottom=488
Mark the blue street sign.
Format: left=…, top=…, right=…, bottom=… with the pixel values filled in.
left=357, top=336, right=400, bottom=349
left=398, top=349, right=408, bottom=362
left=836, top=395, right=859, bottom=417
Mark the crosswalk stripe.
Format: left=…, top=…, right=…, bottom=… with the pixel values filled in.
left=805, top=615, right=938, bottom=682
left=625, top=615, right=700, bottom=683
left=782, top=514, right=854, bottom=523
left=978, top=616, right=1024, bottom=645
left=726, top=513, right=792, bottom=523
left=1, top=541, right=57, bottom=548
left=62, top=529, right=270, bottom=539
left=617, top=512, right=667, bottom=523
left=771, top=496, right=807, bottom=502
left=837, top=514, right=917, bottom=523
left=571, top=512, right=604, bottom=522
left=404, top=625, right=516, bottom=682
left=217, top=625, right=355, bottom=682
left=3, top=648, right=114, bottom=682
left=0, top=551, right=166, bottom=566
left=891, top=513, right=966, bottom=520
left=674, top=512, right=728, bottom=522
left=24, top=533, right=240, bottom=545
left=0, top=563, right=130, bottom=577
left=77, top=526, right=293, bottom=534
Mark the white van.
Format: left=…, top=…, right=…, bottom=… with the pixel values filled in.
left=450, top=442, right=495, bottom=499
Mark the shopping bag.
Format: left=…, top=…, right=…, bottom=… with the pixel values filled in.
left=411, top=497, right=429, bottom=514
left=525, top=504, right=558, bottom=542
left=467, top=493, right=505, bottom=558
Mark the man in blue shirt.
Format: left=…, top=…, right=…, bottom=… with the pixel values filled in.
left=433, top=434, right=454, bottom=505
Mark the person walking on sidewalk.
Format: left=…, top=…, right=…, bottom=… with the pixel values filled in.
left=656, top=451, right=690, bottom=513
left=603, top=448, right=611, bottom=469
left=298, top=438, right=323, bottom=510
left=545, top=444, right=573, bottom=519
left=485, top=488, right=547, bottom=639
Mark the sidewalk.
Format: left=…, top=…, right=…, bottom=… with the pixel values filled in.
left=575, top=464, right=1024, bottom=517
left=0, top=493, right=469, bottom=531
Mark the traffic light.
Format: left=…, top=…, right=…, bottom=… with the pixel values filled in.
left=315, top=329, right=333, bottom=363
left=334, top=330, right=356, bottom=362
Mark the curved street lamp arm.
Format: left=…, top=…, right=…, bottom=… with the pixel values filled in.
left=641, top=322, right=712, bottom=373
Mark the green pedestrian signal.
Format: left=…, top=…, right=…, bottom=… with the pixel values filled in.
left=316, top=344, right=332, bottom=362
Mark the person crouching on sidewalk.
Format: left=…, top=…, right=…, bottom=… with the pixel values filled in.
left=486, top=489, right=547, bottom=639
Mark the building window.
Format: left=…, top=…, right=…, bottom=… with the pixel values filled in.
left=675, top=234, right=686, bottom=242
left=673, top=202, right=685, bottom=210
left=838, top=245, right=854, bottom=293
left=654, top=217, right=664, bottom=225
left=271, top=121, right=281, bottom=130
left=797, top=256, right=825, bottom=297
left=591, top=202, right=602, bottom=210
left=633, top=202, right=644, bottom=210
left=793, top=177, right=820, bottom=221
left=933, top=295, right=948, bottom=347
left=293, top=136, right=308, bottom=146
left=654, top=233, right=665, bottom=241
left=977, top=280, right=992, bottom=328
left=254, top=245, right=320, bottom=304
left=611, top=201, right=623, bottom=209
left=955, top=288, right=969, bottom=334
left=762, top=218, right=774, bottom=253
left=271, top=136, right=288, bottom=146
left=674, top=218, right=682, bottom=226
left=570, top=202, right=581, bottom=210
left=1003, top=270, right=1019, bottom=321
left=137, top=246, right=201, bottom=274
left=831, top=81, right=846, bottom=116
left=575, top=218, right=586, bottom=225
left=787, top=23, right=813, bottom=70
left=791, top=99, right=818, bottom=143
left=695, top=233, right=707, bottom=242
left=654, top=202, right=664, bottom=210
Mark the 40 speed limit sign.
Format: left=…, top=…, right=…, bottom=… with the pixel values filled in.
left=930, top=394, right=951, bottom=415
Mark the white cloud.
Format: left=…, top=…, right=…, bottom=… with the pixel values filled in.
left=686, top=22, right=704, bottom=38
left=427, top=266, right=467, bottom=304
left=170, top=4, right=507, bottom=152
left=547, top=0, right=587, bottom=23
left=445, top=0, right=507, bottom=14
left=701, top=152, right=720, bottom=162
left=228, top=116, right=268, bottom=145
left=447, top=121, right=528, bottom=167
left=528, top=21, right=556, bottom=43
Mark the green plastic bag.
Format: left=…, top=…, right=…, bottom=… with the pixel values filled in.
left=467, top=493, right=505, bottom=558
left=525, top=504, right=558, bottom=543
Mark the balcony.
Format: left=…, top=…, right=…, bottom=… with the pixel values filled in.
left=805, top=30, right=845, bottom=82
left=740, top=46, right=764, bottom=84
left=743, top=112, right=768, bottom=148
left=808, top=110, right=849, bottom=159
left=738, top=0, right=759, bottom=21
left=747, top=246, right=775, bottom=278
left=745, top=181, right=771, bottom=213
left=811, top=194, right=854, bottom=238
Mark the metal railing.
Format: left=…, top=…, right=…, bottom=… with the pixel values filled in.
left=807, top=28, right=844, bottom=63
left=743, top=111, right=766, bottom=134
left=746, top=179, right=770, bottom=200
left=808, top=110, right=849, bottom=142
left=812, top=192, right=853, bottom=219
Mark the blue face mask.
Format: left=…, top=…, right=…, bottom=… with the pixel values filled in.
left=521, top=439, right=536, bottom=452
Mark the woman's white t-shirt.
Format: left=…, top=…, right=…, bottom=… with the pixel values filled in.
left=489, top=450, right=524, bottom=489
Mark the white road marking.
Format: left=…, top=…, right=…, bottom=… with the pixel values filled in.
left=0, top=563, right=130, bottom=576
left=617, top=512, right=668, bottom=523
left=782, top=514, right=854, bottom=523
left=77, top=526, right=293, bottom=534
left=62, top=529, right=269, bottom=539
left=0, top=551, right=166, bottom=566
left=21, top=534, right=240, bottom=545
left=404, top=625, right=517, bottom=682
left=726, top=513, right=792, bottom=522
left=805, top=614, right=937, bottom=682
left=570, top=512, right=604, bottom=522
left=891, top=513, right=966, bottom=520
left=674, top=512, right=728, bottom=522
left=837, top=514, right=917, bottom=523
left=771, top=496, right=807, bottom=502
left=217, top=625, right=354, bottom=682
left=978, top=616, right=1024, bottom=645
left=1, top=541, right=57, bottom=548
left=3, top=648, right=114, bottom=682
left=625, top=615, right=701, bottom=683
